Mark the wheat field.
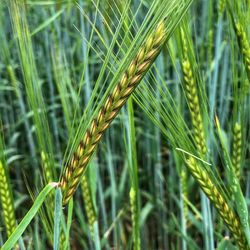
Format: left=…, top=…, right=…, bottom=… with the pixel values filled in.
left=0, top=0, right=250, bottom=249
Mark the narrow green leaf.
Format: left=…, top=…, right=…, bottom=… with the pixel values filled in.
left=54, top=188, right=62, bottom=250
left=64, top=199, right=73, bottom=250
left=1, top=183, right=58, bottom=250
left=31, top=9, right=64, bottom=36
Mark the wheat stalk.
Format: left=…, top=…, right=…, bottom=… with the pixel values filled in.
left=208, top=29, right=213, bottom=65
left=59, top=20, right=166, bottom=205
left=0, top=161, right=16, bottom=238
left=186, top=157, right=249, bottom=250
left=180, top=168, right=188, bottom=219
left=232, top=123, right=242, bottom=181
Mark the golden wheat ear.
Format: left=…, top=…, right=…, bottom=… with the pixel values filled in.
left=59, top=20, right=167, bottom=205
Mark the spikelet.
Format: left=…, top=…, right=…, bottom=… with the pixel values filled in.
left=181, top=30, right=207, bottom=156
left=60, top=21, right=166, bottom=205
left=234, top=21, right=250, bottom=81
left=0, top=161, right=16, bottom=238
left=232, top=123, right=242, bottom=181
left=81, top=174, right=96, bottom=231
left=186, top=157, right=249, bottom=250
left=130, top=187, right=140, bottom=250
left=59, top=232, right=66, bottom=250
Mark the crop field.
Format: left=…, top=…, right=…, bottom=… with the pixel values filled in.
left=0, top=0, right=250, bottom=249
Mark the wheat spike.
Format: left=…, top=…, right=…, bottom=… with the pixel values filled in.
left=130, top=187, right=140, bottom=250
left=181, top=30, right=207, bottom=156
left=59, top=21, right=166, bottom=205
left=186, top=157, right=249, bottom=250
left=81, top=174, right=96, bottom=230
left=235, top=21, right=250, bottom=81
left=232, top=123, right=242, bottom=181
left=0, top=161, right=16, bottom=238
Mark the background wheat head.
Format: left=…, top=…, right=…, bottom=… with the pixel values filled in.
left=234, top=21, right=250, bottom=81
left=232, top=123, right=242, bottom=181
left=0, top=161, right=16, bottom=238
left=186, top=157, right=249, bottom=250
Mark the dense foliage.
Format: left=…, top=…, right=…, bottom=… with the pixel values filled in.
left=0, top=0, right=250, bottom=249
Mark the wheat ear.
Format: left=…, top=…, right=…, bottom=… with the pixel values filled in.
left=232, top=123, right=242, bottom=181
left=234, top=21, right=250, bottom=81
left=81, top=174, right=96, bottom=231
left=59, top=21, right=166, bottom=205
left=0, top=161, right=16, bottom=238
left=186, top=157, right=249, bottom=250
left=130, top=187, right=140, bottom=250
left=181, top=31, right=207, bottom=156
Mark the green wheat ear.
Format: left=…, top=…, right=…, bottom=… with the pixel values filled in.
left=81, top=174, right=96, bottom=231
left=0, top=161, right=16, bottom=238
left=234, top=21, right=250, bottom=81
left=130, top=187, right=140, bottom=250
left=186, top=157, right=249, bottom=250
left=181, top=29, right=207, bottom=156
left=232, top=123, right=242, bottom=181
left=59, top=20, right=166, bottom=205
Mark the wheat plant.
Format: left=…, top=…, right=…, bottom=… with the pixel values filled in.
left=186, top=157, right=249, bottom=250
left=1, top=0, right=250, bottom=249
left=59, top=20, right=167, bottom=205
left=232, top=123, right=242, bottom=181
left=0, top=161, right=16, bottom=239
